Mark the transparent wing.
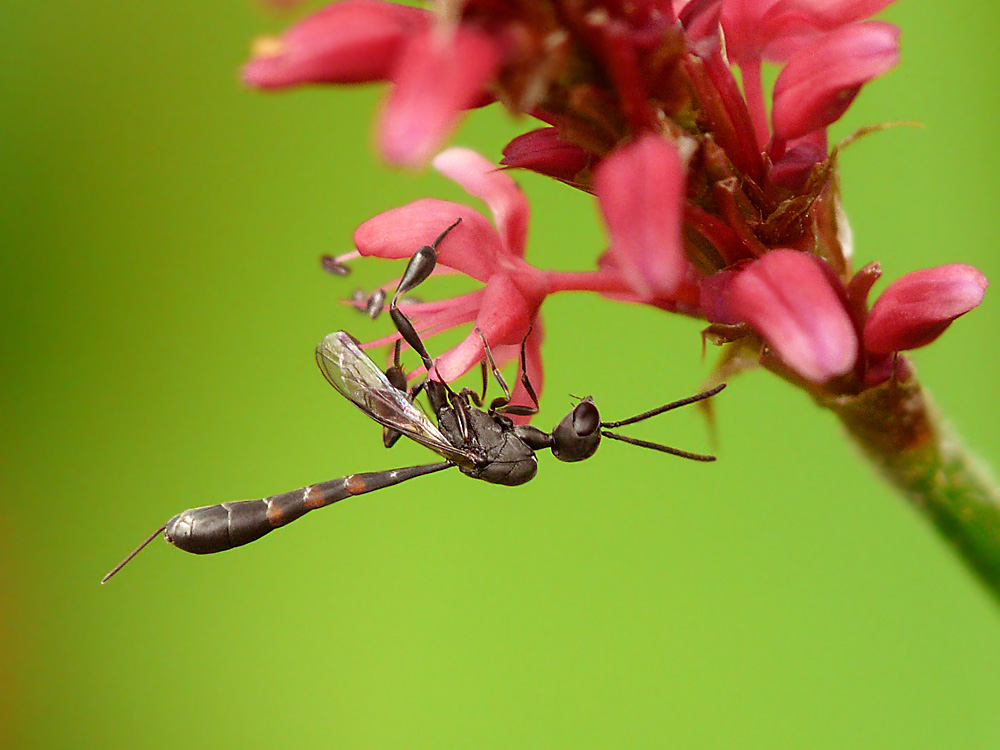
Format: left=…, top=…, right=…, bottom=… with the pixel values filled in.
left=315, top=331, right=477, bottom=468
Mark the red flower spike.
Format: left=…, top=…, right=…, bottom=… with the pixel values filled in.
left=238, top=1, right=1000, bottom=600
left=728, top=250, right=859, bottom=383
left=243, top=0, right=428, bottom=88
left=594, top=134, right=690, bottom=300
left=378, top=26, right=504, bottom=166
left=771, top=21, right=900, bottom=143
left=259, top=4, right=986, bottom=398
left=863, top=264, right=989, bottom=355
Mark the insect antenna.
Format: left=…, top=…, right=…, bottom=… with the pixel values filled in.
left=101, top=524, right=166, bottom=584
left=598, top=383, right=725, bottom=463
left=599, top=431, right=716, bottom=462
left=600, top=383, right=726, bottom=429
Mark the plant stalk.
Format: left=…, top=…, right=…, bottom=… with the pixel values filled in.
left=819, top=371, right=1000, bottom=601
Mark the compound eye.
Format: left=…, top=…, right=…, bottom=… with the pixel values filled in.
left=572, top=400, right=600, bottom=436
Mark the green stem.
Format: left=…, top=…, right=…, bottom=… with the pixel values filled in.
left=819, top=372, right=1000, bottom=601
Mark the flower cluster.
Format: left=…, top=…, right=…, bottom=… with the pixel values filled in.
left=331, top=146, right=632, bottom=413
left=245, top=0, right=986, bottom=403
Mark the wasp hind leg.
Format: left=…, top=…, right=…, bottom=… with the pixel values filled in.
left=474, top=328, right=539, bottom=418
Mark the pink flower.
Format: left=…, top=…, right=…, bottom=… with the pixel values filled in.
left=243, top=0, right=428, bottom=87
left=771, top=21, right=900, bottom=144
left=594, top=135, right=691, bottom=300
left=342, top=146, right=643, bottom=412
left=250, top=3, right=987, bottom=398
left=863, top=265, right=989, bottom=355
left=678, top=1, right=724, bottom=49
left=350, top=148, right=549, bottom=410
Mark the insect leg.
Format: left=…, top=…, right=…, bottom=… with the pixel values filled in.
left=506, top=328, right=540, bottom=417
left=477, top=328, right=539, bottom=418
left=468, top=359, right=489, bottom=406
left=455, top=360, right=489, bottom=409
left=382, top=339, right=408, bottom=449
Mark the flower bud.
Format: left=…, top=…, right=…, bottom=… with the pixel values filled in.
left=771, top=21, right=899, bottom=142
left=728, top=250, right=859, bottom=382
left=862, top=264, right=988, bottom=354
left=501, top=129, right=592, bottom=185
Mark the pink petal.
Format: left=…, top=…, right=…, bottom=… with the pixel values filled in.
left=378, top=26, right=503, bottom=167
left=722, top=0, right=896, bottom=64
left=401, top=290, right=484, bottom=336
left=594, top=135, right=689, bottom=299
left=360, top=290, right=483, bottom=351
left=433, top=274, right=537, bottom=382
left=432, top=148, right=530, bottom=258
left=430, top=335, right=485, bottom=383
left=863, top=264, right=989, bottom=354
left=243, top=0, right=428, bottom=88
left=353, top=198, right=500, bottom=282
left=771, top=21, right=900, bottom=142
left=729, top=250, right=858, bottom=382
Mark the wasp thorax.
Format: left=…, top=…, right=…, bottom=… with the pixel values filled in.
left=551, top=398, right=602, bottom=462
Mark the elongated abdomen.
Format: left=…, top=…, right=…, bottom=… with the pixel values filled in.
left=165, top=500, right=283, bottom=554
left=165, top=462, right=452, bottom=554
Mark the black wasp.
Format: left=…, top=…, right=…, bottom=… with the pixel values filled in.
left=103, top=220, right=725, bottom=582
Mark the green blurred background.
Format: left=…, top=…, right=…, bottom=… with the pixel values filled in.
left=3, top=2, right=999, bottom=748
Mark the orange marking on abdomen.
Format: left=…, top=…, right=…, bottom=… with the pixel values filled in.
left=302, top=486, right=324, bottom=510
left=266, top=501, right=286, bottom=526
left=344, top=474, right=368, bottom=495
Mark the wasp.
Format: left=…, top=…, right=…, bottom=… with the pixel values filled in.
left=103, top=221, right=724, bottom=581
